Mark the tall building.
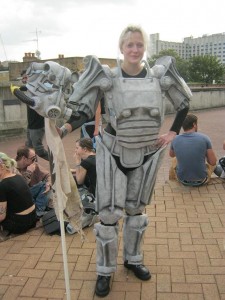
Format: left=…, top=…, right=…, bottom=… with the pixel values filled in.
left=148, top=32, right=225, bottom=64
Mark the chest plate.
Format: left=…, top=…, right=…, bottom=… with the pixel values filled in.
left=104, top=76, right=164, bottom=148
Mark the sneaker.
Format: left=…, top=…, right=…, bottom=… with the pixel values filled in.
left=124, top=260, right=151, bottom=280
left=66, top=213, right=99, bottom=234
left=82, top=212, right=98, bottom=229
left=95, top=275, right=111, bottom=297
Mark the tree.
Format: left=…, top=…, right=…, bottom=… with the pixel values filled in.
left=188, top=55, right=225, bottom=84
left=148, top=49, right=189, bottom=81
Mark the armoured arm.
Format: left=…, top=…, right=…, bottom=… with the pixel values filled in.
left=156, top=106, right=189, bottom=147
left=58, top=112, right=88, bottom=138
left=68, top=56, right=112, bottom=119
left=59, top=56, right=112, bottom=137
left=151, top=56, right=191, bottom=146
left=169, top=106, right=189, bottom=134
left=152, top=56, right=192, bottom=111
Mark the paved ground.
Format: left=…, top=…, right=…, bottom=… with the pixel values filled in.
left=0, top=107, right=225, bottom=300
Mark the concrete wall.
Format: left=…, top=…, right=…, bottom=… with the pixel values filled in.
left=0, top=84, right=225, bottom=140
left=0, top=71, right=9, bottom=82
left=0, top=83, right=27, bottom=139
left=165, top=87, right=225, bottom=113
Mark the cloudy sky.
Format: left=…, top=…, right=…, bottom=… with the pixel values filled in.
left=1, top=0, right=224, bottom=62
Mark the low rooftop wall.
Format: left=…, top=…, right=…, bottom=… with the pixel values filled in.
left=0, top=85, right=225, bottom=140
left=165, top=87, right=225, bottom=113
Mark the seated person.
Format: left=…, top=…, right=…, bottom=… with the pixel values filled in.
left=0, top=152, right=36, bottom=234
left=15, top=146, right=52, bottom=217
left=214, top=140, right=225, bottom=179
left=72, top=137, right=96, bottom=197
left=70, top=138, right=98, bottom=231
left=169, top=114, right=217, bottom=186
left=214, top=157, right=225, bottom=179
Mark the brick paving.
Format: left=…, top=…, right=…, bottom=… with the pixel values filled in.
left=0, top=107, right=225, bottom=300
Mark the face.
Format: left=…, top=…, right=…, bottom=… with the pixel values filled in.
left=120, top=31, right=145, bottom=65
left=75, top=142, right=85, bottom=158
left=17, top=150, right=36, bottom=169
left=22, top=74, right=28, bottom=84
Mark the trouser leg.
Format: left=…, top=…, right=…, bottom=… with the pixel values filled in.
left=94, top=222, right=119, bottom=276
left=30, top=182, right=49, bottom=217
left=29, top=128, right=49, bottom=161
left=123, top=214, right=149, bottom=264
left=25, top=129, right=33, bottom=148
left=169, top=157, right=178, bottom=180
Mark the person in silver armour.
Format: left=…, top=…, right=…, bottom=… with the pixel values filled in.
left=11, top=25, right=192, bottom=297
left=57, top=25, right=192, bottom=297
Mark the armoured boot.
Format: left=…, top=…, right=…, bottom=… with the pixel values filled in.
left=94, top=223, right=119, bottom=296
left=123, top=214, right=151, bottom=280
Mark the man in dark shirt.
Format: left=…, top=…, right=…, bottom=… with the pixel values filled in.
left=21, top=70, right=49, bottom=161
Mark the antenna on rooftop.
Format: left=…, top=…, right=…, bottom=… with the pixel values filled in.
left=23, top=28, right=41, bottom=59
left=0, top=34, right=8, bottom=61
left=32, top=28, right=41, bottom=59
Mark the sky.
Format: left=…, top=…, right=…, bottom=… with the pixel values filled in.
left=1, top=0, right=225, bottom=62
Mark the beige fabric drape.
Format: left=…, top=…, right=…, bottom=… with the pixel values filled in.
left=45, top=118, right=84, bottom=237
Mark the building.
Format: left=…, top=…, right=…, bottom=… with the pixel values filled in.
left=0, top=53, right=117, bottom=139
left=148, top=32, right=225, bottom=64
left=8, top=53, right=117, bottom=81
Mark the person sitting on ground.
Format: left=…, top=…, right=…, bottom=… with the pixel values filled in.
left=214, top=140, right=225, bottom=179
left=15, top=146, right=52, bottom=217
left=72, top=137, right=97, bottom=197
left=169, top=113, right=217, bottom=186
left=70, top=137, right=98, bottom=232
left=0, top=152, right=36, bottom=234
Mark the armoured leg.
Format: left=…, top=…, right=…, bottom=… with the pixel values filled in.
left=94, top=223, right=119, bottom=276
left=96, top=138, right=127, bottom=224
left=125, top=147, right=166, bottom=215
left=123, top=214, right=149, bottom=264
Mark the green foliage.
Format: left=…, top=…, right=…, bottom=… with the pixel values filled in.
left=148, top=50, right=225, bottom=84
left=188, top=55, right=225, bottom=84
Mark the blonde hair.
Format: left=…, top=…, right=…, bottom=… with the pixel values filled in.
left=118, top=25, right=148, bottom=52
left=0, top=152, right=17, bottom=170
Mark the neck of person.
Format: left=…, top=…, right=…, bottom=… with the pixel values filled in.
left=0, top=169, right=14, bottom=180
left=82, top=151, right=95, bottom=160
left=184, top=127, right=197, bottom=134
left=17, top=166, right=27, bottom=172
left=121, top=62, right=143, bottom=76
